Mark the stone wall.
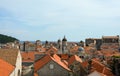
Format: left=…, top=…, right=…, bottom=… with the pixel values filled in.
left=37, top=60, right=70, bottom=76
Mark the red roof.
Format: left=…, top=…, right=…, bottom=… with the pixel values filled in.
left=34, top=73, right=38, bottom=76
left=46, top=46, right=58, bottom=54
left=34, top=54, right=71, bottom=72
left=0, top=58, right=15, bottom=76
left=36, top=45, right=46, bottom=52
left=81, top=61, right=88, bottom=68
left=62, top=60, right=68, bottom=66
left=68, top=55, right=82, bottom=65
left=70, top=46, right=79, bottom=53
left=21, top=51, right=35, bottom=62
left=81, top=59, right=114, bottom=76
left=61, top=54, right=69, bottom=60
left=91, top=59, right=114, bottom=76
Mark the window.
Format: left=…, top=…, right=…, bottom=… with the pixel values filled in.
left=18, top=70, right=20, bottom=76
left=49, top=64, right=54, bottom=69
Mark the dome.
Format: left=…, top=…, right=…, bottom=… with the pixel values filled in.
left=78, top=47, right=84, bottom=52
left=58, top=39, right=61, bottom=42
left=62, top=36, right=67, bottom=41
left=45, top=40, right=48, bottom=44
left=36, top=40, right=40, bottom=42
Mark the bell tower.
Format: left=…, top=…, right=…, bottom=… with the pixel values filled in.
left=62, top=36, right=68, bottom=54
left=57, top=39, right=62, bottom=54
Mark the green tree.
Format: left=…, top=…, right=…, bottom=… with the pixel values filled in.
left=0, top=34, right=19, bottom=43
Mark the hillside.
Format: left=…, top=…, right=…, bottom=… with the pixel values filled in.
left=0, top=34, right=19, bottom=43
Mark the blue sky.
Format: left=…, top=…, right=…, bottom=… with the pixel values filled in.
left=0, top=0, right=120, bottom=41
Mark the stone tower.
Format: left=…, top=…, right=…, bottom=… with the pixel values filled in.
left=45, top=40, right=49, bottom=48
left=62, top=36, right=68, bottom=54
left=35, top=40, right=41, bottom=46
left=57, top=39, right=62, bottom=54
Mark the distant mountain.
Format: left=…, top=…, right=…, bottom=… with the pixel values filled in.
left=0, top=34, right=19, bottom=44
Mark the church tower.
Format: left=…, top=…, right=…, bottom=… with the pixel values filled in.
left=57, top=39, right=62, bottom=54
left=35, top=40, right=41, bottom=46
left=62, top=36, right=68, bottom=54
left=45, top=40, right=49, bottom=48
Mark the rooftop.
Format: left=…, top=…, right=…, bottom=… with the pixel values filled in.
left=0, top=58, right=15, bottom=76
left=0, top=48, right=19, bottom=66
left=34, top=54, right=71, bottom=72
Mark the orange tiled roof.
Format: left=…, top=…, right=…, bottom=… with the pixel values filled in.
left=0, top=48, right=19, bottom=66
left=100, top=50, right=118, bottom=57
left=96, top=51, right=103, bottom=56
left=91, top=59, right=114, bottom=76
left=61, top=54, right=69, bottom=60
left=68, top=55, right=82, bottom=65
left=70, top=46, right=79, bottom=53
left=0, top=58, right=15, bottom=76
left=46, top=46, right=58, bottom=54
left=81, top=61, right=88, bottom=68
left=84, top=46, right=93, bottom=54
left=35, top=51, right=46, bottom=54
left=102, top=67, right=114, bottom=76
left=91, top=59, right=105, bottom=73
left=21, top=51, right=35, bottom=62
left=112, top=53, right=120, bottom=56
left=34, top=73, right=38, bottom=76
left=62, top=60, right=68, bottom=66
left=34, top=54, right=71, bottom=72
left=36, top=45, right=46, bottom=52
left=82, top=59, right=114, bottom=76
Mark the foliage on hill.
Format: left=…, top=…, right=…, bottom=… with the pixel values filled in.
left=0, top=34, right=19, bottom=43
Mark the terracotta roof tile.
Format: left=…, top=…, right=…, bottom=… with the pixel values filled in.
left=68, top=55, right=82, bottom=65
left=62, top=60, right=68, bottom=66
left=35, top=55, right=51, bottom=71
left=100, top=50, right=117, bottom=57
left=81, top=61, right=88, bottom=68
left=34, top=54, right=71, bottom=72
left=0, top=48, right=19, bottom=66
left=34, top=73, right=38, bottom=76
left=36, top=45, right=46, bottom=52
left=91, top=59, right=114, bottom=76
left=61, top=54, right=69, bottom=60
left=70, top=46, right=79, bottom=53
left=82, top=59, right=114, bottom=76
left=84, top=47, right=93, bottom=54
left=0, top=58, right=15, bottom=76
left=21, top=51, right=35, bottom=62
left=91, top=59, right=104, bottom=73
left=102, top=67, right=114, bottom=76
left=46, top=46, right=58, bottom=54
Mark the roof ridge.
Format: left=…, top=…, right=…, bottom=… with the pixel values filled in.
left=35, top=54, right=71, bottom=72
left=102, top=67, right=106, bottom=74
left=92, top=59, right=105, bottom=67
left=35, top=55, right=52, bottom=71
left=51, top=57, right=71, bottom=71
